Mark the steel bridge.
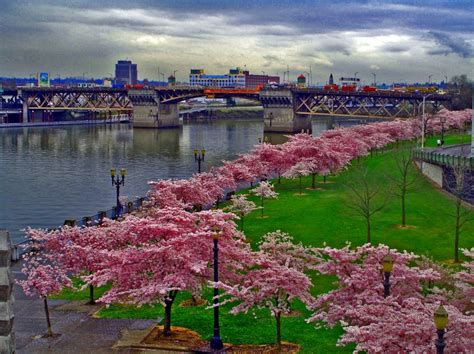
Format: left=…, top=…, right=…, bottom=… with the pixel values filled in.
left=261, top=88, right=451, bottom=119
left=15, top=86, right=451, bottom=117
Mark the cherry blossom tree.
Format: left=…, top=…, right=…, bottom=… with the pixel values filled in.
left=454, top=247, right=474, bottom=311
left=218, top=231, right=318, bottom=349
left=338, top=299, right=474, bottom=352
left=252, top=143, right=291, bottom=184
left=251, top=181, right=278, bottom=217
left=307, top=243, right=474, bottom=352
left=18, top=228, right=72, bottom=337
left=225, top=194, right=257, bottom=231
left=81, top=208, right=253, bottom=336
left=283, top=161, right=312, bottom=194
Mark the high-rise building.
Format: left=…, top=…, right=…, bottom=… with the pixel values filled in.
left=115, top=60, right=137, bottom=86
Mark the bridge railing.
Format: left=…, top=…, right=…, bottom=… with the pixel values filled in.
left=412, top=149, right=473, bottom=169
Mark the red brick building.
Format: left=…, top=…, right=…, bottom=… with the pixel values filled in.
left=243, top=71, right=280, bottom=88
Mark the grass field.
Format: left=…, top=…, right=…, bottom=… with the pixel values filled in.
left=56, top=132, right=473, bottom=353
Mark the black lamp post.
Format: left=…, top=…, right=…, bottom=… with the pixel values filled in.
left=434, top=305, right=448, bottom=354
left=440, top=116, right=446, bottom=147
left=210, top=226, right=224, bottom=351
left=111, top=168, right=126, bottom=216
left=382, top=255, right=393, bottom=298
left=194, top=149, right=205, bottom=173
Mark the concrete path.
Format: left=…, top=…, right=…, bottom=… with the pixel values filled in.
left=12, top=261, right=158, bottom=353
left=431, top=143, right=471, bottom=157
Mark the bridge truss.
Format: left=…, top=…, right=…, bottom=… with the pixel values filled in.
left=292, top=89, right=450, bottom=118
left=20, top=88, right=132, bottom=111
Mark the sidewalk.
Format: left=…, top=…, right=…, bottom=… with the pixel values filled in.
left=12, top=261, right=158, bottom=353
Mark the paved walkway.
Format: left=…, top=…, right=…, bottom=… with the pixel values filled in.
left=12, top=261, right=158, bottom=353
left=431, top=143, right=471, bottom=157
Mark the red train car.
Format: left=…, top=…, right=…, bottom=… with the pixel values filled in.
left=341, top=85, right=357, bottom=92
left=324, top=84, right=339, bottom=91
left=362, top=86, right=377, bottom=92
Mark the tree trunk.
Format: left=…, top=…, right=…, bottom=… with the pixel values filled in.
left=323, top=175, right=327, bottom=183
left=89, top=284, right=95, bottom=305
left=311, top=173, right=316, bottom=189
left=275, top=312, right=281, bottom=350
left=299, top=176, right=302, bottom=194
left=163, top=291, right=178, bottom=336
left=455, top=198, right=461, bottom=263
left=261, top=196, right=264, bottom=217
left=43, top=296, right=53, bottom=337
left=367, top=218, right=371, bottom=244
left=278, top=174, right=281, bottom=184
left=401, top=191, right=406, bottom=227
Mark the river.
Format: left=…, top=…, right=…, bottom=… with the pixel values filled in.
left=0, top=117, right=362, bottom=243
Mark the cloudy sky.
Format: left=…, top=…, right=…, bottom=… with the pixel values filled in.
left=1, top=0, right=473, bottom=84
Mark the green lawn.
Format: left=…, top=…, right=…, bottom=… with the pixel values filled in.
left=425, top=132, right=471, bottom=147
left=56, top=133, right=473, bottom=352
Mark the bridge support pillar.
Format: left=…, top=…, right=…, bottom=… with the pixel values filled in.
left=157, top=103, right=180, bottom=128
left=261, top=89, right=311, bottom=133
left=129, top=89, right=180, bottom=129
left=22, top=101, right=28, bottom=123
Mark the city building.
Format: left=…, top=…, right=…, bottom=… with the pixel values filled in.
left=168, top=75, right=176, bottom=86
left=297, top=74, right=306, bottom=88
left=115, top=60, right=137, bottom=86
left=243, top=71, right=280, bottom=89
left=189, top=68, right=245, bottom=88
left=189, top=68, right=280, bottom=88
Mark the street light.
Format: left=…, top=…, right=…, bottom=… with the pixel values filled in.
left=434, top=305, right=448, bottom=354
left=371, top=72, right=377, bottom=87
left=382, top=255, right=393, bottom=298
left=110, top=168, right=126, bottom=217
left=428, top=74, right=433, bottom=84
left=440, top=115, right=446, bottom=147
left=82, top=72, right=88, bottom=82
left=210, top=226, right=224, bottom=351
left=421, top=93, right=435, bottom=149
left=194, top=149, right=205, bottom=173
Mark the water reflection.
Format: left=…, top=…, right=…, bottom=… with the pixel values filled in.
left=0, top=116, right=367, bottom=242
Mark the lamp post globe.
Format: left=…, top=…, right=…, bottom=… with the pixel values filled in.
left=434, top=305, right=448, bottom=354
left=382, top=255, right=393, bottom=298
left=194, top=149, right=206, bottom=173
left=111, top=168, right=126, bottom=217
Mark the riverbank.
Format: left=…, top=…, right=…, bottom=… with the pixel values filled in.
left=0, top=118, right=129, bottom=129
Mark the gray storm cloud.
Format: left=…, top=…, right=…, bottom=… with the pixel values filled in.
left=0, top=0, right=472, bottom=83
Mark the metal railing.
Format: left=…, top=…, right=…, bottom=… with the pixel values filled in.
left=11, top=196, right=148, bottom=261
left=413, top=149, right=473, bottom=169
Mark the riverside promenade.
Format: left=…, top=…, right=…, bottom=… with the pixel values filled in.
left=12, top=261, right=162, bottom=353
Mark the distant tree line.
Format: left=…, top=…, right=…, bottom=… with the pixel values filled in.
left=449, top=74, right=472, bottom=110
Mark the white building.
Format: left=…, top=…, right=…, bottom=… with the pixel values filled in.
left=189, top=68, right=245, bottom=88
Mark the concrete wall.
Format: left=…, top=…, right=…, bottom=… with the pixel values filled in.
left=0, top=230, right=14, bottom=353
left=416, top=161, right=444, bottom=187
